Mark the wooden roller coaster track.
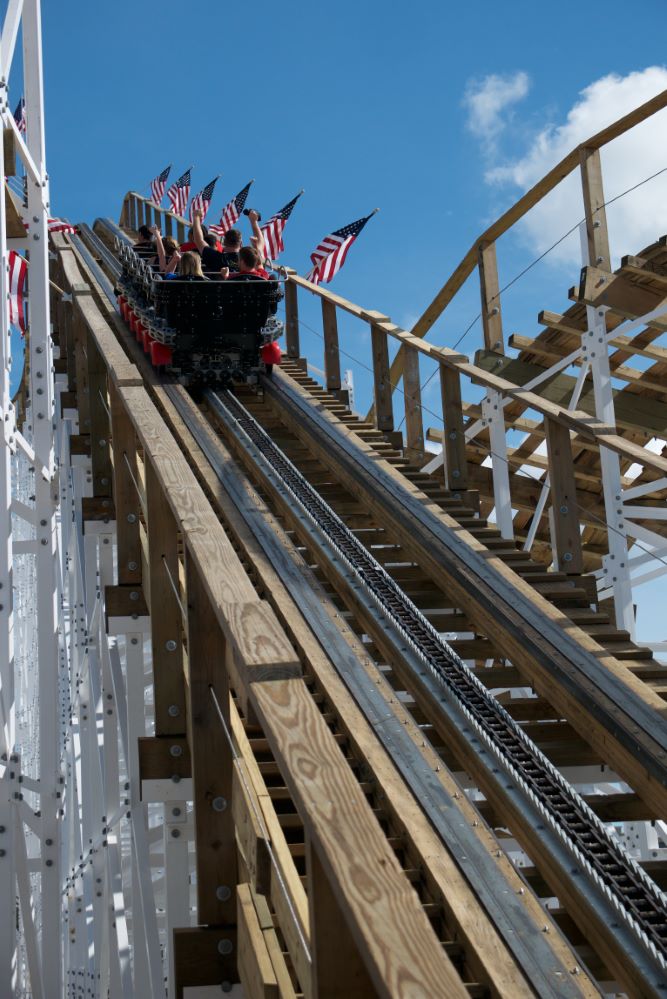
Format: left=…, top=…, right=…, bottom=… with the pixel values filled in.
left=44, top=89, right=667, bottom=998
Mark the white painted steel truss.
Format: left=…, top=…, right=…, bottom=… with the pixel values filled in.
left=422, top=224, right=667, bottom=643
left=0, top=4, right=195, bottom=995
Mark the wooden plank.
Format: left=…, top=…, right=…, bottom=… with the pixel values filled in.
left=233, top=762, right=271, bottom=896
left=306, top=835, right=375, bottom=999
left=474, top=349, right=667, bottom=438
left=251, top=678, right=468, bottom=998
left=440, top=364, right=468, bottom=490
left=173, top=927, right=236, bottom=999
left=578, top=264, right=667, bottom=321
left=138, top=736, right=190, bottom=783
left=145, top=459, right=186, bottom=735
left=370, top=323, right=394, bottom=433
left=86, top=332, right=113, bottom=497
left=402, top=345, right=424, bottom=460
left=478, top=240, right=504, bottom=352
left=579, top=147, right=611, bottom=271
left=321, top=299, right=341, bottom=393
left=3, top=129, right=16, bottom=176
left=184, top=551, right=237, bottom=928
left=237, top=883, right=279, bottom=999
left=544, top=418, right=584, bottom=574
left=284, top=281, right=300, bottom=359
left=71, top=286, right=92, bottom=432
left=5, top=185, right=25, bottom=236
left=109, top=382, right=142, bottom=586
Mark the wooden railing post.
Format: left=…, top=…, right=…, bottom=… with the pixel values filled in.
left=176, top=218, right=187, bottom=243
left=478, top=240, right=504, bottom=353
left=321, top=299, right=341, bottom=393
left=184, top=551, right=237, bottom=933
left=163, top=211, right=172, bottom=238
left=86, top=332, right=112, bottom=497
left=145, top=460, right=187, bottom=734
left=580, top=147, right=611, bottom=271
left=439, top=364, right=468, bottom=491
left=402, top=346, right=424, bottom=460
left=544, top=417, right=584, bottom=574
left=109, top=382, right=142, bottom=586
left=71, top=285, right=92, bottom=434
left=370, top=323, right=394, bottom=433
left=285, top=281, right=300, bottom=359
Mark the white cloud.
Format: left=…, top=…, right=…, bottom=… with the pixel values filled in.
left=463, top=72, right=530, bottom=151
left=484, top=67, right=667, bottom=267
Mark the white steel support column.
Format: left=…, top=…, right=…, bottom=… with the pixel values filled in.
left=0, top=25, right=17, bottom=988
left=579, top=223, right=634, bottom=636
left=481, top=389, right=513, bottom=539
left=23, top=3, right=62, bottom=982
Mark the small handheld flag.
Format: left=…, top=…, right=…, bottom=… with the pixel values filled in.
left=305, top=210, right=378, bottom=286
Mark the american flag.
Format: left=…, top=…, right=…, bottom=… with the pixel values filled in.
left=13, top=98, right=26, bottom=134
left=209, top=180, right=253, bottom=239
left=9, top=251, right=27, bottom=334
left=48, top=218, right=77, bottom=234
left=305, top=211, right=378, bottom=286
left=150, top=164, right=171, bottom=205
left=189, top=176, right=219, bottom=222
left=167, top=167, right=192, bottom=218
left=260, top=191, right=303, bottom=261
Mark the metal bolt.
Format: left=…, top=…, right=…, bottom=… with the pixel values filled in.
left=129, top=591, right=139, bottom=602
left=170, top=829, right=180, bottom=838
left=212, top=797, right=227, bottom=812
left=216, top=885, right=231, bottom=902
left=165, top=640, right=177, bottom=652
left=217, top=939, right=233, bottom=956
left=168, top=704, right=180, bottom=717
left=172, top=807, right=181, bottom=817
left=126, top=513, right=137, bottom=524
left=169, top=744, right=183, bottom=758
left=559, top=505, right=568, bottom=515
left=563, top=552, right=573, bottom=562
left=128, top=561, right=138, bottom=571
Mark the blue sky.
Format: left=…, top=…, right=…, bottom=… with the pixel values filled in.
left=9, top=0, right=667, bottom=641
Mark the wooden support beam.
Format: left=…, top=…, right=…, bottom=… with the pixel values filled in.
left=3, top=129, right=16, bottom=176
left=86, top=332, right=113, bottom=497
left=544, top=418, right=584, bottom=574
left=306, top=835, right=375, bottom=999
left=321, top=299, right=341, bottom=393
left=402, top=345, right=424, bottom=460
left=440, top=364, right=468, bottom=490
left=109, top=382, right=142, bottom=586
left=578, top=265, right=667, bottom=321
left=370, top=322, right=394, bottom=433
left=284, top=281, right=300, bottom=360
left=237, top=884, right=279, bottom=999
left=579, top=147, right=611, bottom=271
left=251, top=678, right=468, bottom=998
left=184, top=550, right=237, bottom=930
left=478, top=240, right=504, bottom=352
left=138, top=736, right=191, bottom=782
left=146, top=459, right=186, bottom=735
left=71, top=285, right=92, bottom=432
left=173, top=927, right=237, bottom=999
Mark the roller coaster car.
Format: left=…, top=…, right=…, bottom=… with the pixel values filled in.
left=115, top=241, right=284, bottom=385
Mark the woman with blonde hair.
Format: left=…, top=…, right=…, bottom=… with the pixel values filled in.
left=177, top=251, right=207, bottom=280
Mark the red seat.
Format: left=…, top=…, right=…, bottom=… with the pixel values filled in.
left=142, top=329, right=153, bottom=353
left=261, top=341, right=282, bottom=365
left=129, top=311, right=138, bottom=333
left=150, top=341, right=173, bottom=366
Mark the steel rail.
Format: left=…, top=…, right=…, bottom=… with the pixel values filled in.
left=207, top=386, right=667, bottom=994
